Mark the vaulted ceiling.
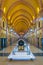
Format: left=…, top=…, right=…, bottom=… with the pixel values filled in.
left=0, top=0, right=43, bottom=35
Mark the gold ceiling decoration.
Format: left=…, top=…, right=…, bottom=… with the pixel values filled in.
left=0, top=0, right=43, bottom=35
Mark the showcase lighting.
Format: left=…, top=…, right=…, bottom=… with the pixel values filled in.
left=10, top=29, right=13, bottom=32
left=30, top=29, right=33, bottom=32
left=14, top=33, right=16, bottom=34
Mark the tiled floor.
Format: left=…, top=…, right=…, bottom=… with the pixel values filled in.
left=0, top=44, right=43, bottom=65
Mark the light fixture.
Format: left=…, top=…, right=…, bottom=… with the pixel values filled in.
left=19, top=32, right=24, bottom=35
left=10, top=29, right=13, bottom=32
left=14, top=33, right=16, bottom=34
left=37, top=7, right=40, bottom=14
left=4, top=7, right=6, bottom=13
left=33, top=16, right=35, bottom=20
left=8, top=16, right=10, bottom=20
left=30, top=29, right=33, bottom=32
left=11, top=20, right=12, bottom=23
left=31, top=20, right=32, bottom=23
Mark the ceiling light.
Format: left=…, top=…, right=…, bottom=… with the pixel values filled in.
left=11, top=20, right=12, bottom=23
left=37, top=7, right=40, bottom=14
left=8, top=16, right=10, bottom=20
left=4, top=7, right=6, bottom=13
left=31, top=20, right=32, bottom=23
left=33, top=16, right=35, bottom=20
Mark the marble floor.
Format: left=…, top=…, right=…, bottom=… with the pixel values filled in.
left=0, top=44, right=43, bottom=65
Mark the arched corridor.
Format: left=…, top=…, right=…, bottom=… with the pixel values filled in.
left=0, top=0, right=43, bottom=65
